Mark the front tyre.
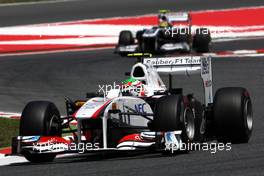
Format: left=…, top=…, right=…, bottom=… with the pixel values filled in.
left=213, top=87, right=253, bottom=143
left=20, top=101, right=62, bottom=163
left=118, top=30, right=134, bottom=46
left=152, top=95, right=195, bottom=143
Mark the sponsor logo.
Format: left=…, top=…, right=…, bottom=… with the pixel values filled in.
left=205, top=80, right=212, bottom=87
left=84, top=102, right=101, bottom=109
left=201, top=58, right=210, bottom=75
left=134, top=103, right=146, bottom=113
left=144, top=57, right=201, bottom=66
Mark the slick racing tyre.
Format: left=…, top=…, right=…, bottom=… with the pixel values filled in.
left=118, top=30, right=134, bottom=46
left=193, top=28, right=211, bottom=53
left=152, top=95, right=195, bottom=144
left=213, top=87, right=253, bottom=143
left=20, top=101, right=62, bottom=163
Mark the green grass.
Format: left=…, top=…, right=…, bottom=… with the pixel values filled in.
left=0, top=118, right=19, bottom=148
left=0, top=0, right=50, bottom=3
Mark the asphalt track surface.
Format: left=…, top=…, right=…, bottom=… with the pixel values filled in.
left=0, top=0, right=264, bottom=175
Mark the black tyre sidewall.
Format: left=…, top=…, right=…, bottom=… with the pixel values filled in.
left=20, top=101, right=61, bottom=163
left=20, top=101, right=61, bottom=136
left=152, top=95, right=183, bottom=131
left=213, top=87, right=253, bottom=143
left=152, top=95, right=195, bottom=144
left=193, top=28, right=211, bottom=53
left=118, top=30, right=134, bottom=46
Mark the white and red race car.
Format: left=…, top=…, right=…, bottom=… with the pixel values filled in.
left=10, top=54, right=253, bottom=163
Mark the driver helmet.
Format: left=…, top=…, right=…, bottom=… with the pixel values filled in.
left=158, top=10, right=171, bottom=28
left=121, top=77, right=146, bottom=97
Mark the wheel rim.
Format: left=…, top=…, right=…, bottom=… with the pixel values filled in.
left=184, top=108, right=195, bottom=140
left=245, top=99, right=253, bottom=131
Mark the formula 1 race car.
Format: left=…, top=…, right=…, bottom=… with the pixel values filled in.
left=115, top=10, right=211, bottom=55
left=10, top=54, right=252, bottom=163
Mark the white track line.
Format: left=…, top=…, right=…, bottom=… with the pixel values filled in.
left=0, top=155, right=27, bottom=166
left=0, top=24, right=150, bottom=36
left=0, top=111, right=21, bottom=118
left=210, top=54, right=264, bottom=58
left=0, top=37, right=117, bottom=45
left=0, top=24, right=263, bottom=43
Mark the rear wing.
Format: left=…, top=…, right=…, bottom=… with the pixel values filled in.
left=143, top=56, right=213, bottom=105
left=143, top=56, right=201, bottom=75
left=167, top=12, right=190, bottom=23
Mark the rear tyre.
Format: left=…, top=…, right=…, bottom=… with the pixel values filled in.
left=213, top=87, right=253, bottom=143
left=20, top=101, right=62, bottom=163
left=193, top=28, right=211, bottom=53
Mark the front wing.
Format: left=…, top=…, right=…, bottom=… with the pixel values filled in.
left=10, top=131, right=182, bottom=155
